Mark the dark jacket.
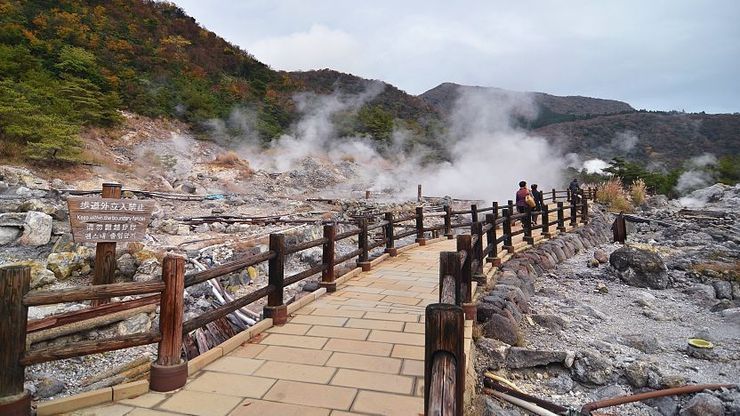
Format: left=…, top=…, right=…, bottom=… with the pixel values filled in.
left=531, top=189, right=544, bottom=210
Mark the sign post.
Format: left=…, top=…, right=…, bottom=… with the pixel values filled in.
left=67, top=183, right=154, bottom=305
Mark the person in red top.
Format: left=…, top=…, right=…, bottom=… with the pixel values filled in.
left=515, top=181, right=530, bottom=214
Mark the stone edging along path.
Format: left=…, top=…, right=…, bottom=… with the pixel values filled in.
left=477, top=208, right=612, bottom=346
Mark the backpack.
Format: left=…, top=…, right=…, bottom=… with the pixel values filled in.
left=525, top=194, right=536, bottom=208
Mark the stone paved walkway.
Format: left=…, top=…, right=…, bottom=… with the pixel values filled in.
left=69, top=239, right=476, bottom=416
left=61, top=220, right=574, bottom=416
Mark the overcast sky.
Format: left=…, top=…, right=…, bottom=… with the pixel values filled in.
left=173, top=1, right=739, bottom=114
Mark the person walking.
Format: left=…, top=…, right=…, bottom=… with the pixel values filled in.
left=531, top=184, right=544, bottom=225
left=569, top=178, right=582, bottom=210
left=515, top=181, right=530, bottom=225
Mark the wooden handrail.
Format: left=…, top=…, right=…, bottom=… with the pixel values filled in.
left=24, top=281, right=165, bottom=306
left=183, top=284, right=274, bottom=333
left=22, top=332, right=161, bottom=366
left=184, top=250, right=275, bottom=288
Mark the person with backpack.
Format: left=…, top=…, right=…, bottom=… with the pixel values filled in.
left=530, top=184, right=544, bottom=225
left=515, top=181, right=535, bottom=225
left=569, top=178, right=583, bottom=208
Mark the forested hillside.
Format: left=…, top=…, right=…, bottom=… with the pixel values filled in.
left=0, top=0, right=438, bottom=164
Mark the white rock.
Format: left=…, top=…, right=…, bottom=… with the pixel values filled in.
left=18, top=211, right=53, bottom=246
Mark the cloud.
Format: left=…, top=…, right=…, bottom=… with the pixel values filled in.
left=248, top=24, right=362, bottom=73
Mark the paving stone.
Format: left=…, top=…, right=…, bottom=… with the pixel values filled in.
left=345, top=318, right=405, bottom=331
left=351, top=390, right=423, bottom=416
left=391, top=345, right=425, bottom=360
left=290, top=315, right=349, bottom=327
left=307, top=325, right=370, bottom=340
left=324, top=338, right=394, bottom=357
left=401, top=359, right=424, bottom=376
left=186, top=371, right=276, bottom=398
left=382, top=295, right=422, bottom=306
left=260, top=333, right=328, bottom=349
left=368, top=330, right=425, bottom=346
left=253, top=360, right=336, bottom=384
left=230, top=344, right=267, bottom=358
left=159, top=390, right=243, bottom=416
left=256, top=346, right=332, bottom=366
left=263, top=380, right=357, bottom=410
left=127, top=409, right=185, bottom=416
left=309, top=307, right=366, bottom=318
left=69, top=404, right=133, bottom=416
left=265, top=323, right=312, bottom=335
left=331, top=369, right=414, bottom=394
left=364, top=312, right=419, bottom=322
left=119, top=392, right=167, bottom=408
left=403, top=322, right=425, bottom=333
left=228, top=399, right=330, bottom=416
left=325, top=352, right=402, bottom=374
left=204, top=357, right=265, bottom=375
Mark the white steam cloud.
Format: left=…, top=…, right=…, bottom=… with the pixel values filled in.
left=202, top=86, right=567, bottom=203
left=612, top=130, right=639, bottom=152
left=420, top=88, right=563, bottom=202
left=675, top=153, right=719, bottom=195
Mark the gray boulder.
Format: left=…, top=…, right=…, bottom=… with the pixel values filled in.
left=35, top=376, right=65, bottom=398
left=0, top=225, right=21, bottom=245
left=713, top=281, right=733, bottom=300
left=504, top=347, right=567, bottom=369
left=46, top=252, right=83, bottom=280
left=610, top=246, right=670, bottom=289
left=545, top=373, right=574, bottom=394
left=117, top=313, right=152, bottom=336
left=679, top=393, right=724, bottom=416
left=483, top=313, right=521, bottom=346
left=594, top=249, right=609, bottom=264
left=18, top=211, right=53, bottom=246
left=571, top=350, right=613, bottom=385
left=116, top=253, right=138, bottom=279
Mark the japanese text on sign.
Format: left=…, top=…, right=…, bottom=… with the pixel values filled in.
left=67, top=196, right=155, bottom=243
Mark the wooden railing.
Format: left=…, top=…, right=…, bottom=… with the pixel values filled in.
left=424, top=190, right=594, bottom=415
left=0, top=186, right=595, bottom=415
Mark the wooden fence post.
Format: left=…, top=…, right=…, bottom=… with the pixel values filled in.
left=523, top=207, right=534, bottom=245
left=416, top=207, right=426, bottom=245
left=456, top=235, right=475, bottom=321
left=570, top=197, right=578, bottom=226
left=592, top=186, right=598, bottom=201
left=92, top=182, right=122, bottom=306
left=439, top=252, right=460, bottom=305
left=485, top=213, right=500, bottom=266
left=150, top=255, right=187, bottom=392
left=425, top=303, right=465, bottom=416
left=471, top=222, right=485, bottom=285
left=444, top=205, right=453, bottom=239
left=613, top=213, right=627, bottom=243
left=357, top=217, right=371, bottom=271
left=418, top=184, right=422, bottom=202
left=470, top=204, right=478, bottom=223
left=567, top=188, right=571, bottom=203
left=581, top=198, right=589, bottom=224
left=321, top=224, right=337, bottom=292
left=492, top=202, right=498, bottom=222
left=541, top=204, right=552, bottom=238
left=551, top=188, right=556, bottom=202
left=264, top=233, right=287, bottom=325
left=507, top=200, right=514, bottom=220
left=384, top=213, right=397, bottom=257
left=502, top=208, right=514, bottom=253
left=557, top=202, right=566, bottom=232
left=0, top=265, right=31, bottom=416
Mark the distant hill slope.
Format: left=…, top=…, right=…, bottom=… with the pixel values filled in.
left=0, top=0, right=438, bottom=164
left=533, top=112, right=740, bottom=168
left=420, top=82, right=635, bottom=128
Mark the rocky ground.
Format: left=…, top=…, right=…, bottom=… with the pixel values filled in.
left=478, top=184, right=740, bottom=416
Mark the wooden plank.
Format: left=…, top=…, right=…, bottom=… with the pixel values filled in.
left=24, top=281, right=164, bottom=306
left=27, top=295, right=160, bottom=333
left=22, top=332, right=160, bottom=366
